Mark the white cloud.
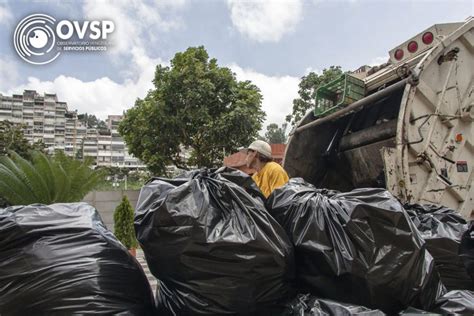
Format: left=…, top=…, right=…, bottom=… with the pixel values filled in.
left=229, top=63, right=300, bottom=127
left=0, top=55, right=18, bottom=89
left=1, top=0, right=186, bottom=118
left=304, top=66, right=322, bottom=75
left=2, top=49, right=163, bottom=119
left=155, top=0, right=187, bottom=10
left=2, top=0, right=300, bottom=128
left=2, top=57, right=299, bottom=129
left=83, top=0, right=186, bottom=56
left=0, top=3, right=13, bottom=25
left=369, top=56, right=389, bottom=66
left=227, top=0, right=303, bottom=42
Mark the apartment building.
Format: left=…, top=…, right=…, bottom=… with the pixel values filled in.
left=0, top=90, right=144, bottom=169
left=64, top=111, right=87, bottom=156
left=0, top=90, right=69, bottom=149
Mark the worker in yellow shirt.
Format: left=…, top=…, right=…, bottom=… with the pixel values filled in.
left=245, top=140, right=289, bottom=198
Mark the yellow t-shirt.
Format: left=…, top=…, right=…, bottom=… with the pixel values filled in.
left=252, top=161, right=289, bottom=198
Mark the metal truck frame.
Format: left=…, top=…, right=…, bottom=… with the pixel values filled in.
left=284, top=17, right=473, bottom=218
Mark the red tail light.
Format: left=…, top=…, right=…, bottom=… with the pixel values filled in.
left=422, top=32, right=434, bottom=44
left=407, top=41, right=418, bottom=53
left=394, top=49, right=404, bottom=60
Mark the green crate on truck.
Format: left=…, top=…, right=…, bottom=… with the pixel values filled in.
left=315, top=74, right=365, bottom=117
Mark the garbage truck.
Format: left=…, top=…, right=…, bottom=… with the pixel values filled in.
left=284, top=17, right=473, bottom=219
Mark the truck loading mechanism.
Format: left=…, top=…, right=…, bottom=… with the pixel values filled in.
left=284, top=17, right=474, bottom=218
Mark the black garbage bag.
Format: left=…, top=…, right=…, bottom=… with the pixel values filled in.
left=398, top=307, right=433, bottom=315
left=218, top=167, right=267, bottom=197
left=405, top=203, right=472, bottom=290
left=460, top=222, right=474, bottom=281
left=135, top=167, right=294, bottom=315
left=0, top=203, right=156, bottom=315
left=283, top=293, right=385, bottom=316
left=177, top=167, right=267, bottom=202
left=432, top=290, right=474, bottom=314
left=266, top=178, right=445, bottom=314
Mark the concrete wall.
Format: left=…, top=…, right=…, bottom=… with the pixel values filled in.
left=82, top=190, right=140, bottom=233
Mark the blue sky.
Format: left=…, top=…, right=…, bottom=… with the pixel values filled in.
left=0, top=0, right=472, bottom=127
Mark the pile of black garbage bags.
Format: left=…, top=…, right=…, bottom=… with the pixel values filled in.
left=134, top=169, right=473, bottom=315
left=0, top=203, right=156, bottom=315
left=1, top=167, right=472, bottom=315
left=134, top=168, right=295, bottom=315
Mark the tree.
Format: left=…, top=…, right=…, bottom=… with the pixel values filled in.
left=119, top=46, right=266, bottom=174
left=78, top=113, right=107, bottom=130
left=113, top=195, right=138, bottom=250
left=0, top=121, right=45, bottom=159
left=0, top=150, right=104, bottom=206
left=286, top=66, right=343, bottom=127
left=264, top=123, right=287, bottom=144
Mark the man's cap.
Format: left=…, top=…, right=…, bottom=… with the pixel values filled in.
left=248, top=140, right=272, bottom=158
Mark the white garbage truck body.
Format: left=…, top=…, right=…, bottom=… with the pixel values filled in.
left=284, top=17, right=474, bottom=218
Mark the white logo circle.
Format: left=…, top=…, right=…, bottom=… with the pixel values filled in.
left=13, top=14, right=60, bottom=65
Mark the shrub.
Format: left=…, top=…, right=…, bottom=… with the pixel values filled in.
left=113, top=195, right=138, bottom=249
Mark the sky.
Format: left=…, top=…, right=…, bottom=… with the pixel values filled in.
left=0, top=0, right=472, bottom=128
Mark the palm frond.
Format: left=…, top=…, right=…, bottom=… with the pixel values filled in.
left=0, top=150, right=104, bottom=206
left=0, top=155, right=38, bottom=204
left=9, top=152, right=50, bottom=203
left=31, top=151, right=56, bottom=202
left=0, top=164, right=33, bottom=205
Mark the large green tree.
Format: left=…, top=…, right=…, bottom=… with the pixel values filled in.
left=119, top=46, right=265, bottom=174
left=264, top=123, right=287, bottom=144
left=286, top=66, right=343, bottom=127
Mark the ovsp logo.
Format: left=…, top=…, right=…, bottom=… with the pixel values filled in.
left=13, top=13, right=115, bottom=65
left=13, top=14, right=59, bottom=65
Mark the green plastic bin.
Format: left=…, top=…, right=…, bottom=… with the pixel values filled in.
left=315, top=74, right=365, bottom=117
